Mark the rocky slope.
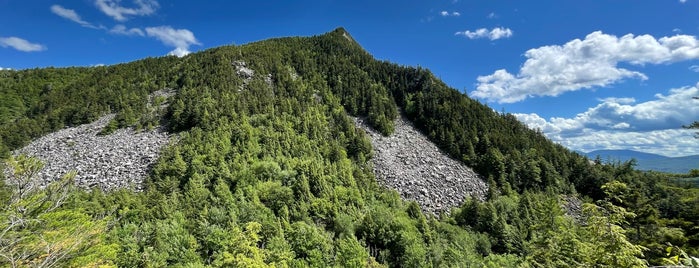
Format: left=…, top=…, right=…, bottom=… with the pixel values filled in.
left=7, top=114, right=172, bottom=191
left=354, top=114, right=487, bottom=214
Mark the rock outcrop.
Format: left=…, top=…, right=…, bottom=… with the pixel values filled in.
left=561, top=195, right=584, bottom=223
left=354, top=113, right=487, bottom=215
left=7, top=114, right=172, bottom=191
left=233, top=60, right=273, bottom=89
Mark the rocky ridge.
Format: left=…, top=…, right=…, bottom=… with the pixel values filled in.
left=233, top=60, right=273, bottom=89
left=354, top=113, right=487, bottom=215
left=7, top=114, right=173, bottom=191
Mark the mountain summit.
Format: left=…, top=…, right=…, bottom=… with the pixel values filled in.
left=1, top=28, right=696, bottom=267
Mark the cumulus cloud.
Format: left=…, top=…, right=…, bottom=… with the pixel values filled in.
left=145, top=26, right=200, bottom=57
left=691, top=65, right=699, bottom=72
left=514, top=83, right=699, bottom=156
left=95, top=0, right=159, bottom=21
left=473, top=31, right=699, bottom=103
left=565, top=129, right=695, bottom=157
left=167, top=47, right=191, bottom=57
left=440, top=11, right=460, bottom=17
left=455, top=27, right=513, bottom=40
left=110, top=24, right=144, bottom=36
left=0, top=37, right=46, bottom=52
left=50, top=5, right=100, bottom=29
left=0, top=67, right=10, bottom=71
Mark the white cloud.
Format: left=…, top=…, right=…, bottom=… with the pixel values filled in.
left=566, top=129, right=696, bottom=157
left=440, top=11, right=460, bottom=17
left=473, top=31, right=699, bottom=103
left=145, top=26, right=200, bottom=57
left=487, top=12, right=497, bottom=19
left=0, top=67, right=10, bottom=71
left=110, top=24, right=144, bottom=36
left=0, top=37, right=46, bottom=52
left=691, top=65, right=699, bottom=72
left=95, top=0, right=159, bottom=21
left=489, top=27, right=513, bottom=40
left=514, top=83, right=699, bottom=156
left=611, top=122, right=631, bottom=129
left=680, top=0, right=687, bottom=3
left=167, top=47, right=190, bottom=57
left=50, top=5, right=100, bottom=29
left=455, top=27, right=513, bottom=40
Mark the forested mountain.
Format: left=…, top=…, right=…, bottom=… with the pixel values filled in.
left=1, top=28, right=697, bottom=267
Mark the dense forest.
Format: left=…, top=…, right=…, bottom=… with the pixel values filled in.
left=1, top=28, right=697, bottom=267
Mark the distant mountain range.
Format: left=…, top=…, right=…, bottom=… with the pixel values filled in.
left=584, top=149, right=699, bottom=174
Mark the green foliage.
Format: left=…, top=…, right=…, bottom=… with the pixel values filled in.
left=1, top=156, right=117, bottom=267
left=336, top=235, right=370, bottom=267
left=663, top=245, right=699, bottom=267
left=453, top=189, right=656, bottom=267
left=1, top=27, right=697, bottom=267
left=0, top=58, right=178, bottom=156
left=582, top=201, right=648, bottom=267
left=287, top=221, right=334, bottom=266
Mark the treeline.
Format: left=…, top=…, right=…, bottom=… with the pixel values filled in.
left=0, top=57, right=180, bottom=157
left=0, top=28, right=696, bottom=267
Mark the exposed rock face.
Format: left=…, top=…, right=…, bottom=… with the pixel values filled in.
left=233, top=60, right=273, bottom=89
left=233, top=60, right=255, bottom=80
left=561, top=195, right=583, bottom=223
left=7, top=114, right=172, bottom=191
left=354, top=114, right=487, bottom=215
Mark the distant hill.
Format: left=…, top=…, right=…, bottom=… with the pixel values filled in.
left=586, top=149, right=668, bottom=161
left=586, top=149, right=699, bottom=174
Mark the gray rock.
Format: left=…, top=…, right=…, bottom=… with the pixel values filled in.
left=233, top=60, right=255, bottom=79
left=5, top=114, right=174, bottom=192
left=353, top=113, right=487, bottom=215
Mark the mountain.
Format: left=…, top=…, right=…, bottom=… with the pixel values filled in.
left=586, top=149, right=669, bottom=161
left=1, top=28, right=696, bottom=267
left=586, top=149, right=699, bottom=174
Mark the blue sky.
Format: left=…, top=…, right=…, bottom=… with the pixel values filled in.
left=1, top=0, right=699, bottom=157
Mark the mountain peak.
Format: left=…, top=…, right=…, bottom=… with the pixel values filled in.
left=330, top=27, right=348, bottom=35
left=329, top=27, right=356, bottom=42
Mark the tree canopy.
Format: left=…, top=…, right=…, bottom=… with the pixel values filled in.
left=0, top=27, right=696, bottom=267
